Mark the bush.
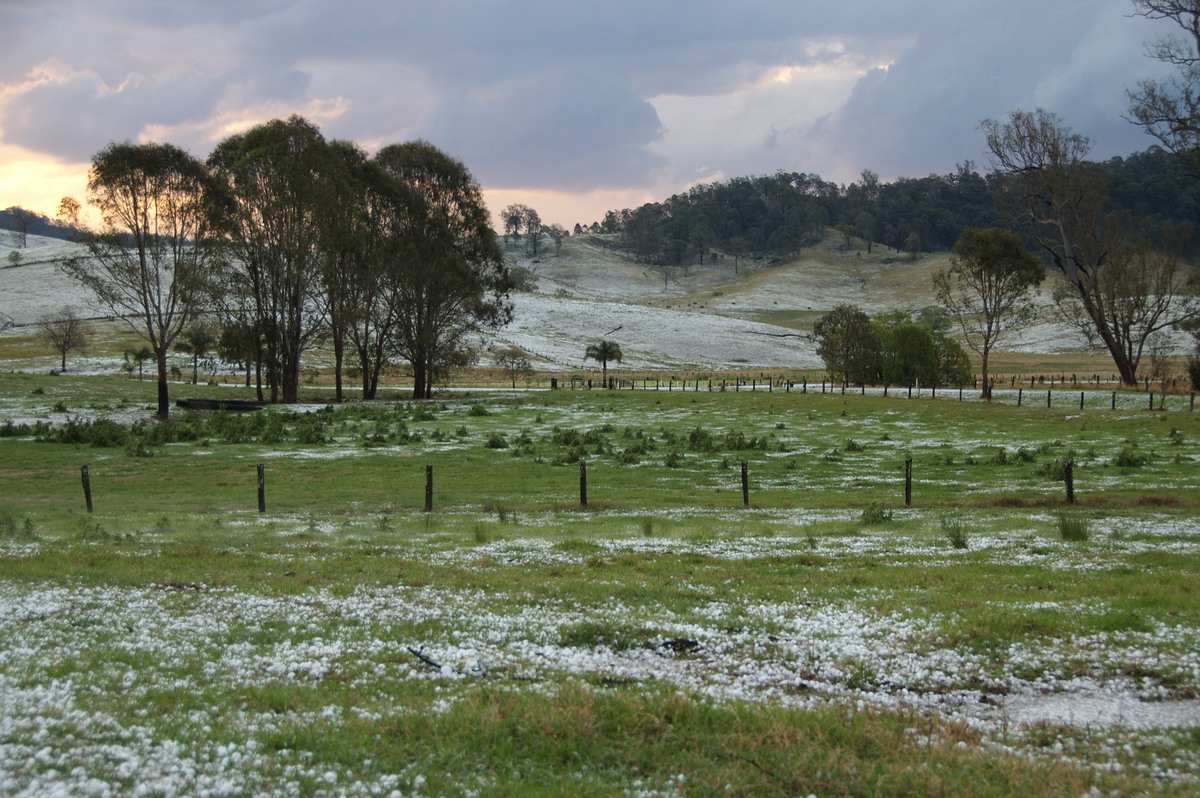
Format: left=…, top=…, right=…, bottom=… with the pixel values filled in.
left=485, top=432, right=508, bottom=449
left=1113, top=447, right=1150, bottom=468
left=1056, top=513, right=1090, bottom=542
left=940, top=517, right=968, bottom=549
left=859, top=504, right=893, bottom=526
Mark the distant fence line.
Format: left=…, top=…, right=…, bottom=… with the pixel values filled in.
left=548, top=375, right=1195, bottom=412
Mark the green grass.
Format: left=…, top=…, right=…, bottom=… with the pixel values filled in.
left=3, top=373, right=1200, bottom=794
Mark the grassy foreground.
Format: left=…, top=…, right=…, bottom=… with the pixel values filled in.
left=1, top=373, right=1200, bottom=795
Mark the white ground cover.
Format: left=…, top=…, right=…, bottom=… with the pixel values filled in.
left=1, top=232, right=1153, bottom=376
left=2, top=516, right=1199, bottom=795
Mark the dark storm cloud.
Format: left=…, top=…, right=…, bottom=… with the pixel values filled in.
left=0, top=0, right=1183, bottom=196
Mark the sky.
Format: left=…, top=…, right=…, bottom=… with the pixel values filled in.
left=0, top=0, right=1182, bottom=230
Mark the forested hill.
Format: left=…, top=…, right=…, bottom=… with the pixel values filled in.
left=591, top=147, right=1200, bottom=267
left=0, top=207, right=78, bottom=244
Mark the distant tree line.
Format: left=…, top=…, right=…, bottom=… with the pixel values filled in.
left=589, top=148, right=1200, bottom=269
left=0, top=206, right=79, bottom=246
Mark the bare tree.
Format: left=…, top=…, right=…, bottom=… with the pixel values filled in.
left=1128, top=1, right=1200, bottom=179
left=36, top=308, right=89, bottom=372
left=60, top=142, right=219, bottom=418
left=982, top=108, right=1199, bottom=385
left=493, top=345, right=534, bottom=388
left=934, top=228, right=1045, bottom=398
left=1148, top=333, right=1176, bottom=406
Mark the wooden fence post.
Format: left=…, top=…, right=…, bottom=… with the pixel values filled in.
left=424, top=465, right=433, bottom=513
left=1018, top=388, right=1023, bottom=406
left=257, top=463, right=265, bottom=513
left=1064, top=458, right=1075, bottom=505
left=741, top=460, right=749, bottom=507
left=904, top=457, right=913, bottom=507
left=80, top=464, right=93, bottom=513
left=579, top=460, right=588, bottom=507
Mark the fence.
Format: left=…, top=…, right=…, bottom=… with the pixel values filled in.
left=77, top=453, right=1082, bottom=516
left=550, top=375, right=1195, bottom=412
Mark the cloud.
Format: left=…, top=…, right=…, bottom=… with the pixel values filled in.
left=0, top=0, right=1187, bottom=222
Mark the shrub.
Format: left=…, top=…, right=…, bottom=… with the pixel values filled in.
left=687, top=426, right=717, bottom=452
left=859, top=504, right=893, bottom=526
left=1113, top=447, right=1150, bottom=468
left=940, top=517, right=969, bottom=549
left=0, top=505, right=18, bottom=538
left=485, top=432, right=508, bottom=449
left=467, top=404, right=490, bottom=417
left=1056, top=513, right=1090, bottom=542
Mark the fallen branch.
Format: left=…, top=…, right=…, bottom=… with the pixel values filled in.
left=745, top=329, right=815, bottom=342
left=406, top=646, right=487, bottom=678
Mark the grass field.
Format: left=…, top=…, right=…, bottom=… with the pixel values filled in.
left=2, top=372, right=1200, bottom=796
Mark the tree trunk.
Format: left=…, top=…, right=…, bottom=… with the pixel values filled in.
left=980, top=346, right=991, bottom=401
left=412, top=360, right=428, bottom=400
left=155, top=350, right=170, bottom=420
left=333, top=338, right=344, bottom=403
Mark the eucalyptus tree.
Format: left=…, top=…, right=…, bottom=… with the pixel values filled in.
left=317, top=140, right=375, bottom=401
left=60, top=141, right=219, bottom=418
left=934, top=227, right=1045, bottom=398
left=208, top=116, right=332, bottom=404
left=982, top=108, right=1198, bottom=385
left=814, top=304, right=880, bottom=385
left=374, top=140, right=511, bottom=399
left=331, top=146, right=427, bottom=400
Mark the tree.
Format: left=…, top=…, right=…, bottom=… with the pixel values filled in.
left=546, top=223, right=568, bottom=256
left=813, top=304, right=881, bottom=384
left=60, top=141, right=218, bottom=418
left=343, top=151, right=426, bottom=400
left=493, top=345, right=534, bottom=388
left=523, top=206, right=543, bottom=257
left=217, top=320, right=262, bottom=390
left=176, top=324, right=216, bottom=385
left=37, top=308, right=89, bottom=372
left=934, top=227, right=1045, bottom=398
left=877, top=321, right=939, bottom=388
left=208, top=116, right=332, bottom=404
left=374, top=140, right=511, bottom=399
left=125, top=346, right=154, bottom=380
left=501, top=203, right=529, bottom=245
left=982, top=108, right=1199, bottom=385
left=584, top=339, right=623, bottom=387
left=1128, top=1, right=1200, bottom=180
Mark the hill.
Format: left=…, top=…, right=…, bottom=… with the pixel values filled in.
left=0, top=227, right=1103, bottom=376
left=491, top=230, right=1084, bottom=372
